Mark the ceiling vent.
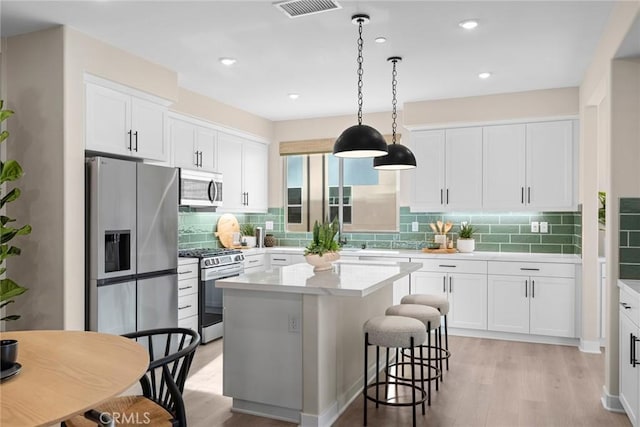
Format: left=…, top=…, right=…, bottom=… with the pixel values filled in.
left=274, top=0, right=341, bottom=18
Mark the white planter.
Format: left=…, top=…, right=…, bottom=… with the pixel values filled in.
left=242, top=236, right=257, bottom=248
left=457, top=238, right=475, bottom=253
left=305, top=252, right=340, bottom=272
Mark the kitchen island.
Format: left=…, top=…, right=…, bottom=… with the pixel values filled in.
left=217, top=259, right=421, bottom=427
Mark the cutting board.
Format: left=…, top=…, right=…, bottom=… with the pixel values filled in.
left=421, top=248, right=457, bottom=254
left=215, top=214, right=240, bottom=248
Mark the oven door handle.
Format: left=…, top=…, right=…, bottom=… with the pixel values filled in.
left=203, top=267, right=243, bottom=280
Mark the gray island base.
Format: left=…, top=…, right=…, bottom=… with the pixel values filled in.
left=217, top=260, right=421, bottom=427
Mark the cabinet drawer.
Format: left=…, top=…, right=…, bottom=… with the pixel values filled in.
left=178, top=277, right=198, bottom=297
left=270, top=253, right=305, bottom=266
left=416, top=259, right=487, bottom=274
left=178, top=315, right=199, bottom=332
left=488, top=261, right=575, bottom=278
left=178, top=294, right=198, bottom=319
left=178, top=264, right=198, bottom=280
left=244, top=254, right=265, bottom=269
left=620, top=285, right=640, bottom=327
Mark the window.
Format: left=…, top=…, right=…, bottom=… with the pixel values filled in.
left=284, top=153, right=398, bottom=232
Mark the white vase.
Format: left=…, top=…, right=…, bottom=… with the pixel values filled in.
left=457, top=238, right=475, bottom=253
left=242, top=236, right=257, bottom=248
left=305, top=252, right=340, bottom=272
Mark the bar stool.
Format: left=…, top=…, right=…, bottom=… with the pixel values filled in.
left=363, top=315, right=427, bottom=427
left=402, top=294, right=451, bottom=372
left=385, top=304, right=442, bottom=404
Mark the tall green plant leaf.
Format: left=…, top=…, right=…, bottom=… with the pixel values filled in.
left=0, top=159, right=23, bottom=184
left=1, top=187, right=20, bottom=209
left=0, top=278, right=27, bottom=303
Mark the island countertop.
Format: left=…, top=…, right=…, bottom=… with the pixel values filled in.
left=216, top=260, right=421, bottom=297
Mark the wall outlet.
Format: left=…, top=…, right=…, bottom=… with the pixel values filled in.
left=288, top=315, right=300, bottom=333
left=531, top=221, right=539, bottom=233
left=540, top=221, right=549, bottom=233
left=411, top=221, right=419, bottom=232
left=265, top=221, right=274, bottom=230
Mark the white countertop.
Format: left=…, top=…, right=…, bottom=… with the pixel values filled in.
left=266, top=247, right=582, bottom=264
left=216, top=260, right=421, bottom=297
left=619, top=279, right=640, bottom=294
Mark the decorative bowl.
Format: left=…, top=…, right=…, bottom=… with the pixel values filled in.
left=0, top=339, right=18, bottom=370
left=425, top=241, right=441, bottom=249
left=305, top=252, right=340, bottom=272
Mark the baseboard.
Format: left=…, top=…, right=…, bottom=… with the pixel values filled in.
left=449, top=328, right=579, bottom=347
left=601, top=386, right=625, bottom=413
left=579, top=339, right=602, bottom=354
left=230, top=399, right=300, bottom=424
left=300, top=402, right=338, bottom=427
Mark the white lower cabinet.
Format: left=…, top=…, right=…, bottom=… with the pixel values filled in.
left=178, top=258, right=199, bottom=331
left=244, top=252, right=266, bottom=274
left=487, top=262, right=576, bottom=338
left=410, top=260, right=488, bottom=330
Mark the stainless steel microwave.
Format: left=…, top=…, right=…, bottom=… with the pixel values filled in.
left=179, top=169, right=222, bottom=207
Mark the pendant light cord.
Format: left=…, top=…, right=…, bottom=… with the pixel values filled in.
left=356, top=17, right=364, bottom=126
left=391, top=58, right=398, bottom=144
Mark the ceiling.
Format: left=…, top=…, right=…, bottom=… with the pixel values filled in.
left=1, top=1, right=617, bottom=121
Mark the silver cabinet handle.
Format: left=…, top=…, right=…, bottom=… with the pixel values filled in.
left=439, top=264, right=457, bottom=268
left=440, top=189, right=444, bottom=205
left=179, top=270, right=193, bottom=275
left=128, top=130, right=133, bottom=151
left=449, top=276, right=452, bottom=293
left=178, top=286, right=193, bottom=291
left=194, top=151, right=199, bottom=167
left=446, top=188, right=449, bottom=204
left=442, top=276, right=446, bottom=293
left=520, top=268, right=540, bottom=271
left=133, top=131, right=138, bottom=152
left=273, top=258, right=287, bottom=261
left=178, top=304, right=192, bottom=310
left=521, top=187, right=524, bottom=204
left=525, top=279, right=528, bottom=298
left=528, top=187, right=531, bottom=204
left=621, top=302, right=632, bottom=309
left=248, top=259, right=259, bottom=264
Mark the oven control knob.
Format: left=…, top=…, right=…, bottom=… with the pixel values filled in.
left=204, top=259, right=210, bottom=267
left=235, top=254, right=244, bottom=262
left=213, top=258, right=220, bottom=265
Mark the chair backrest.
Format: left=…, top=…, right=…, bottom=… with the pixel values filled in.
left=122, top=327, right=200, bottom=426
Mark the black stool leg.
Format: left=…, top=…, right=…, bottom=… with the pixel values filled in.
left=410, top=338, right=416, bottom=427
left=438, top=327, right=444, bottom=383
left=433, top=329, right=439, bottom=392
left=385, top=348, right=390, bottom=398
left=364, top=332, right=368, bottom=426
left=444, top=314, right=449, bottom=370
left=375, top=345, right=380, bottom=408
left=421, top=324, right=427, bottom=413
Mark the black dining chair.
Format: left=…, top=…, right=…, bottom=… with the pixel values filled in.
left=64, top=327, right=200, bottom=427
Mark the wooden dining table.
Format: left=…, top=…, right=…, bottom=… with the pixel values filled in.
left=0, top=330, right=149, bottom=427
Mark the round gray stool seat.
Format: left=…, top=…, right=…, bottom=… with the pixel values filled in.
left=363, top=315, right=427, bottom=348
left=402, top=294, right=450, bottom=315
left=385, top=304, right=441, bottom=330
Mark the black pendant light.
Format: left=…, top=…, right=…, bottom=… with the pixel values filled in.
left=333, top=14, right=388, bottom=158
left=374, top=56, right=417, bottom=170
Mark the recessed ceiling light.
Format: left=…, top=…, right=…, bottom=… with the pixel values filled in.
left=219, top=57, right=237, bottom=66
left=478, top=72, right=492, bottom=79
left=288, top=93, right=300, bottom=100
left=459, top=20, right=479, bottom=30
left=375, top=37, right=387, bottom=43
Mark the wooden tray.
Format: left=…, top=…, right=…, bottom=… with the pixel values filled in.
left=422, top=248, right=457, bottom=254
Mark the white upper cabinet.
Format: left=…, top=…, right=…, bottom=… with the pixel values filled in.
left=482, top=124, right=527, bottom=209
left=411, top=119, right=576, bottom=212
left=445, top=127, right=483, bottom=210
left=85, top=82, right=168, bottom=162
left=526, top=121, right=574, bottom=210
left=410, top=127, right=482, bottom=212
left=170, top=115, right=218, bottom=172
left=218, top=132, right=268, bottom=213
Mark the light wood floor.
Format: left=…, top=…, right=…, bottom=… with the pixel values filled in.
left=183, top=336, right=630, bottom=427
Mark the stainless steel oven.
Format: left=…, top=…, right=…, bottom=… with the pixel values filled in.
left=179, top=248, right=244, bottom=344
left=179, top=169, right=223, bottom=207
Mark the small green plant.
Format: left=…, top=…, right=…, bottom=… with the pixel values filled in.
left=599, top=191, right=606, bottom=227
left=304, top=217, right=340, bottom=256
left=240, top=223, right=255, bottom=237
left=0, top=100, right=31, bottom=321
left=458, top=222, right=474, bottom=239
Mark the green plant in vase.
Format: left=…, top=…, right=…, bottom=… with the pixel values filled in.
left=0, top=101, right=31, bottom=321
left=304, top=218, right=340, bottom=271
left=456, top=222, right=475, bottom=253
left=239, top=223, right=256, bottom=247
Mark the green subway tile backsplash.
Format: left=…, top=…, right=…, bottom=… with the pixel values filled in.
left=178, top=206, right=581, bottom=254
left=620, top=198, right=640, bottom=279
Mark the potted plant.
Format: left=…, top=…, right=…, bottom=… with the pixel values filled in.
left=0, top=101, right=31, bottom=322
left=239, top=223, right=256, bottom=248
left=304, top=218, right=340, bottom=271
left=457, top=222, right=475, bottom=253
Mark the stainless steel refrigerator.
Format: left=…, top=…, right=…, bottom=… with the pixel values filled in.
left=86, top=156, right=178, bottom=334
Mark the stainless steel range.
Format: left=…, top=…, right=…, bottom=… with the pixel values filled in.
left=178, top=248, right=244, bottom=344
